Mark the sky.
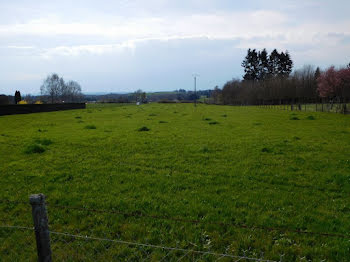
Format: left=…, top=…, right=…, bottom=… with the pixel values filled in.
left=0, top=0, right=350, bottom=95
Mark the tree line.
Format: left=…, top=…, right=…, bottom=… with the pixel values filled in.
left=211, top=49, right=350, bottom=105
left=0, top=73, right=84, bottom=105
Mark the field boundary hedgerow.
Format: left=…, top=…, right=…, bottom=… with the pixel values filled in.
left=0, top=103, right=86, bottom=116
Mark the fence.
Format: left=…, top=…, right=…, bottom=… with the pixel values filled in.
left=1, top=195, right=349, bottom=261
left=256, top=100, right=350, bottom=114
left=0, top=103, right=86, bottom=116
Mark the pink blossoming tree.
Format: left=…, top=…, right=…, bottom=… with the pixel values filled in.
left=317, top=66, right=350, bottom=98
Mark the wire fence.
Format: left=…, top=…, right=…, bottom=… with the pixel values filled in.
left=258, top=102, right=350, bottom=114
left=0, top=195, right=347, bottom=261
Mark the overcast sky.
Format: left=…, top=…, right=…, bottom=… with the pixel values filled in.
left=1, top=0, right=349, bottom=95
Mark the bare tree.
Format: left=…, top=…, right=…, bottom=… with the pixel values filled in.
left=40, top=74, right=65, bottom=103
left=40, top=74, right=83, bottom=103
left=62, top=80, right=83, bottom=102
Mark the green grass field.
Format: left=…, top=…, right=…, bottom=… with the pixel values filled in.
left=1, top=103, right=350, bottom=261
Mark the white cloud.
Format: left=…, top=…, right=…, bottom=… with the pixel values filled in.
left=1, top=9, right=349, bottom=55
left=0, top=10, right=291, bottom=40
left=1, top=0, right=350, bottom=94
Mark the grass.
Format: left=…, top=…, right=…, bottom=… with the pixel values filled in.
left=24, top=144, right=46, bottom=154
left=84, top=124, right=97, bottom=129
left=0, top=103, right=349, bottom=261
left=306, top=115, right=316, bottom=120
left=137, top=126, right=150, bottom=131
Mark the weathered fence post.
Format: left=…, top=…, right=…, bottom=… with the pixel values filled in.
left=29, top=194, right=52, bottom=262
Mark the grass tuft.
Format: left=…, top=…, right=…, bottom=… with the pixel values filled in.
left=85, top=125, right=97, bottom=129
left=306, top=115, right=316, bottom=120
left=138, top=126, right=150, bottom=132
left=35, top=138, right=53, bottom=146
left=209, top=121, right=219, bottom=125
left=201, top=146, right=210, bottom=153
left=24, top=144, right=46, bottom=154
left=261, top=147, right=272, bottom=153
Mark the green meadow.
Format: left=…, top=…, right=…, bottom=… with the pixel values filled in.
left=0, top=103, right=350, bottom=261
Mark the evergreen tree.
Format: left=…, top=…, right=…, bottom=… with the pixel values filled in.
left=268, top=49, right=280, bottom=77
left=276, top=51, right=293, bottom=78
left=242, top=49, right=259, bottom=81
left=314, top=67, right=321, bottom=80
left=14, top=90, right=22, bottom=104
left=258, top=49, right=269, bottom=80
left=242, top=48, right=293, bottom=80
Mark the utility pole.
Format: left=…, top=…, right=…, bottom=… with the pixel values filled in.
left=192, top=74, right=199, bottom=107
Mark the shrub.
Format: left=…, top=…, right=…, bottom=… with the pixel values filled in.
left=138, top=126, right=150, bottom=132
left=25, top=144, right=45, bottom=154
left=85, top=125, right=96, bottom=129
left=306, top=115, right=315, bottom=120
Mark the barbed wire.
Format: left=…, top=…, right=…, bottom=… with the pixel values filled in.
left=49, top=230, right=278, bottom=262
left=46, top=203, right=350, bottom=239
left=0, top=199, right=28, bottom=205
left=0, top=224, right=34, bottom=230
left=1, top=198, right=349, bottom=239
left=0, top=223, right=280, bottom=261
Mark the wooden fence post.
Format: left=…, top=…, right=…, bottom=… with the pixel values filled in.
left=29, top=194, right=52, bottom=262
